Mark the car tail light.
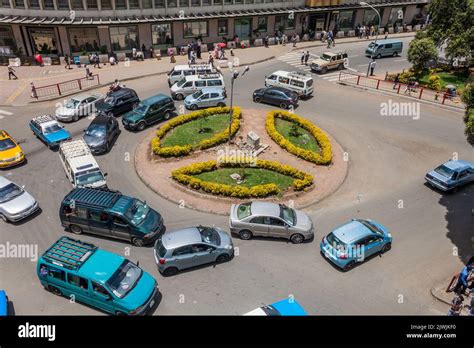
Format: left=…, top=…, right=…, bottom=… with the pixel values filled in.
left=338, top=253, right=348, bottom=259
left=158, top=258, right=166, bottom=265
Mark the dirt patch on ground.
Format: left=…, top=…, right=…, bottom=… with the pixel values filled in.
left=135, top=109, right=348, bottom=215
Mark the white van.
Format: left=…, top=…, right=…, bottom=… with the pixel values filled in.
left=167, top=63, right=217, bottom=86
left=265, top=71, right=314, bottom=97
left=59, top=139, right=107, bottom=188
left=170, top=74, right=225, bottom=100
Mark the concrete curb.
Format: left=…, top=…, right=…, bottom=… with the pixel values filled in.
left=337, top=81, right=466, bottom=114
left=430, top=286, right=452, bottom=306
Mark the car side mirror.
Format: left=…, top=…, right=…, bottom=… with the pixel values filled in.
left=136, top=260, right=140, bottom=267
left=104, top=172, right=108, bottom=177
left=209, top=249, right=214, bottom=253
left=106, top=295, right=112, bottom=301
left=83, top=129, right=86, bottom=132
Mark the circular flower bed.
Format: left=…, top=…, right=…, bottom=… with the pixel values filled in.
left=151, top=106, right=241, bottom=157
left=266, top=110, right=332, bottom=165
left=171, top=159, right=313, bottom=198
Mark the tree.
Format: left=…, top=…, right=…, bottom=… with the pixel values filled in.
left=461, top=82, right=474, bottom=145
left=407, top=38, right=438, bottom=71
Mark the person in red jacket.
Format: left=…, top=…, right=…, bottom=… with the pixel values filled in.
left=34, top=52, right=44, bottom=66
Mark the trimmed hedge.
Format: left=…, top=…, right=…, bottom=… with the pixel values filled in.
left=151, top=107, right=241, bottom=157
left=171, top=159, right=313, bottom=198
left=266, top=110, right=332, bottom=165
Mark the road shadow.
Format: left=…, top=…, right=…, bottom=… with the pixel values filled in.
left=438, top=184, right=474, bottom=264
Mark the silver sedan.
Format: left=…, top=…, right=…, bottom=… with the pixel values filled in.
left=0, top=176, right=39, bottom=223
left=55, top=93, right=103, bottom=122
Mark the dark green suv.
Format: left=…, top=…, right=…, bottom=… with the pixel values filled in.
left=122, top=94, right=176, bottom=131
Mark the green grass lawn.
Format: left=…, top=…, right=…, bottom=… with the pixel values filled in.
left=418, top=70, right=470, bottom=90
left=161, top=113, right=229, bottom=147
left=275, top=118, right=321, bottom=153
left=194, top=168, right=294, bottom=190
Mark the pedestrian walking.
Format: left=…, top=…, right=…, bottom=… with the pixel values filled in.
left=365, top=26, right=370, bottom=39
left=301, top=52, right=305, bottom=65
left=360, top=26, right=365, bottom=39
left=64, top=54, right=71, bottom=69
left=208, top=53, right=214, bottom=66
left=454, top=264, right=474, bottom=295
left=30, top=82, right=37, bottom=98
left=93, top=53, right=101, bottom=68
left=369, top=59, right=376, bottom=76
left=291, top=34, right=297, bottom=47
left=34, top=52, right=44, bottom=67
left=304, top=51, right=310, bottom=65
left=392, top=73, right=400, bottom=90
left=8, top=66, right=18, bottom=80
left=85, top=64, right=92, bottom=79
left=448, top=295, right=464, bottom=316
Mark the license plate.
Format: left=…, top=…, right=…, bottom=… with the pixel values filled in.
left=149, top=299, right=155, bottom=308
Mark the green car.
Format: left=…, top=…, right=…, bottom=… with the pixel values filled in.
left=122, top=94, right=176, bottom=131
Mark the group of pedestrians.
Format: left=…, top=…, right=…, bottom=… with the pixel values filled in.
left=300, top=51, right=310, bottom=65
left=320, top=30, right=336, bottom=48
left=182, top=40, right=202, bottom=64
left=448, top=262, right=474, bottom=316
left=355, top=24, right=377, bottom=40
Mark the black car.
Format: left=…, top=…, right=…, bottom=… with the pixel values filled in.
left=83, top=115, right=120, bottom=154
left=95, top=88, right=140, bottom=117
left=253, top=86, right=299, bottom=109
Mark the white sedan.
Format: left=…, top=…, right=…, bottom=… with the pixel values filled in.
left=55, top=93, right=103, bottom=122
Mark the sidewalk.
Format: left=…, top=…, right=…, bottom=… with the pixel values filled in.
left=0, top=31, right=416, bottom=107
left=430, top=276, right=471, bottom=315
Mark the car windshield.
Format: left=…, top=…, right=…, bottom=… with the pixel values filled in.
left=368, top=42, right=377, bottom=48
left=198, top=226, right=221, bottom=246
left=0, top=138, right=16, bottom=151
left=75, top=170, right=104, bottom=186
left=237, top=203, right=252, bottom=219
left=357, top=219, right=384, bottom=236
left=85, top=124, right=106, bottom=137
left=321, top=54, right=332, bottom=61
left=176, top=78, right=187, bottom=87
left=326, top=232, right=346, bottom=247
left=43, top=124, right=62, bottom=134
left=434, top=164, right=456, bottom=179
left=134, top=104, right=148, bottom=114
left=65, top=99, right=80, bottom=109
left=192, top=90, right=204, bottom=99
left=125, top=199, right=150, bottom=225
left=106, top=260, right=142, bottom=299
left=104, top=96, right=115, bottom=105
left=279, top=204, right=295, bottom=226
left=0, top=183, right=23, bottom=203
left=261, top=305, right=281, bottom=316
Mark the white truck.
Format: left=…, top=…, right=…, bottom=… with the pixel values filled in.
left=59, top=139, right=107, bottom=188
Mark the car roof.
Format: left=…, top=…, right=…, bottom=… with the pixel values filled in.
left=109, top=88, right=135, bottom=97
left=69, top=93, right=101, bottom=101
left=443, top=160, right=472, bottom=171
left=90, top=114, right=112, bottom=125
left=142, top=94, right=171, bottom=105
left=332, top=220, right=372, bottom=244
left=161, top=227, right=202, bottom=249
left=63, top=188, right=122, bottom=209
left=267, top=86, right=294, bottom=94
left=0, top=130, right=12, bottom=140
left=271, top=298, right=308, bottom=315
left=0, top=175, right=13, bottom=188
left=249, top=202, right=280, bottom=218
left=78, top=249, right=125, bottom=283
left=375, top=39, right=402, bottom=45
left=199, top=87, right=225, bottom=94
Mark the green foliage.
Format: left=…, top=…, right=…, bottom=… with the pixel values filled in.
left=461, top=83, right=474, bottom=145
left=427, top=74, right=442, bottom=91
left=407, top=38, right=438, bottom=71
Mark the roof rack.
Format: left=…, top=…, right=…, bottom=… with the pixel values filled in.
left=42, top=236, right=97, bottom=271
left=66, top=187, right=121, bottom=209
left=189, top=62, right=212, bottom=67
left=60, top=139, right=92, bottom=159
left=288, top=71, right=311, bottom=80
left=32, top=114, right=55, bottom=124
left=197, top=73, right=221, bottom=79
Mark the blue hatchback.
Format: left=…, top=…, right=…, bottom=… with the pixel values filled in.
left=29, top=115, right=71, bottom=149
left=425, top=160, right=474, bottom=192
left=320, top=219, right=392, bottom=271
left=245, top=298, right=308, bottom=316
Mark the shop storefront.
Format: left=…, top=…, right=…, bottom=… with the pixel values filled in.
left=68, top=28, right=101, bottom=54
left=234, top=18, right=252, bottom=39
left=28, top=27, right=59, bottom=55
left=110, top=26, right=140, bottom=52
left=0, top=25, right=16, bottom=55
left=152, top=24, right=173, bottom=51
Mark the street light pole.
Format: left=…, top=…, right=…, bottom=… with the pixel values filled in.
left=360, top=2, right=381, bottom=77
left=227, top=66, right=249, bottom=145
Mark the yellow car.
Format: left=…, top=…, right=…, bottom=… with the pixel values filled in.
left=0, top=130, right=25, bottom=168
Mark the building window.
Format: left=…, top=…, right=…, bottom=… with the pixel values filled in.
left=388, top=6, right=406, bottom=26
left=167, top=0, right=176, bottom=6
left=142, top=0, right=152, bottom=8
left=28, top=0, right=40, bottom=8
left=257, top=17, right=267, bottom=32
left=154, top=0, right=164, bottom=7
left=0, top=26, right=16, bottom=54
left=68, top=28, right=100, bottom=53
left=363, top=8, right=383, bottom=27
left=129, top=0, right=139, bottom=8
left=72, top=0, right=83, bottom=9
left=101, top=0, right=112, bottom=9
left=1, top=0, right=10, bottom=7
left=337, top=10, right=354, bottom=31
left=115, top=0, right=126, bottom=9
left=217, top=20, right=227, bottom=36
left=57, top=0, right=69, bottom=9
left=13, top=0, right=25, bottom=7
left=179, top=0, right=187, bottom=6
left=224, top=0, right=231, bottom=4
left=152, top=24, right=172, bottom=50
left=254, top=0, right=262, bottom=4
left=29, top=27, right=58, bottom=54
left=86, top=0, right=98, bottom=9
left=264, top=0, right=272, bottom=2
left=43, top=0, right=54, bottom=8
left=274, top=15, right=295, bottom=31
left=244, top=0, right=253, bottom=3
left=110, top=26, right=139, bottom=51
left=183, top=21, right=208, bottom=38
left=191, top=0, right=199, bottom=5
left=202, top=0, right=209, bottom=5
left=213, top=0, right=221, bottom=4
left=235, top=0, right=242, bottom=3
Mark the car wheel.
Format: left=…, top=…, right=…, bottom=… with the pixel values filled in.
left=131, top=237, right=144, bottom=247
left=290, top=233, right=304, bottom=244
left=279, top=102, right=288, bottom=109
left=137, top=121, right=146, bottom=132
left=239, top=230, right=253, bottom=240
left=176, top=94, right=184, bottom=101
left=216, top=254, right=230, bottom=263
left=115, top=311, right=127, bottom=316
left=70, top=224, right=82, bottom=234
left=73, top=115, right=79, bottom=122
left=163, top=111, right=171, bottom=120
left=48, top=285, right=62, bottom=296
left=253, top=96, right=261, bottom=103
left=321, top=67, right=328, bottom=74
left=393, top=52, right=398, bottom=57
left=190, top=104, right=198, bottom=110
left=337, top=63, right=344, bottom=70
left=343, top=261, right=356, bottom=271
left=376, top=54, right=382, bottom=59
left=216, top=102, right=225, bottom=107
left=381, top=243, right=392, bottom=254
left=163, top=267, right=178, bottom=277
left=0, top=214, right=8, bottom=223
left=107, top=112, right=114, bottom=117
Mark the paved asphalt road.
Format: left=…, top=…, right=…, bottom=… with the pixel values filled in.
left=0, top=38, right=472, bottom=315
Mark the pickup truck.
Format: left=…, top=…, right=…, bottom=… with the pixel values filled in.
left=310, top=51, right=348, bottom=74
left=29, top=115, right=71, bottom=149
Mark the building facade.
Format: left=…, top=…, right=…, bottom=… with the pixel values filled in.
left=0, top=0, right=429, bottom=57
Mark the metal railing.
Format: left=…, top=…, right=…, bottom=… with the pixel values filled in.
left=32, top=74, right=100, bottom=99
left=338, top=71, right=465, bottom=109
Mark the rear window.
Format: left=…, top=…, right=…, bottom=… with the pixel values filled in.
left=237, top=203, right=251, bottom=219
left=326, top=232, right=346, bottom=247
left=155, top=239, right=167, bottom=258
left=290, top=79, right=304, bottom=88
left=306, top=80, right=313, bottom=87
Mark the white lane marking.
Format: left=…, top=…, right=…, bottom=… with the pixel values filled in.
left=0, top=110, right=13, bottom=119
left=394, top=59, right=407, bottom=62
left=358, top=64, right=369, bottom=67
left=347, top=67, right=358, bottom=72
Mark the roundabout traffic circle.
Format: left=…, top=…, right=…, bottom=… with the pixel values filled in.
left=135, top=108, right=348, bottom=215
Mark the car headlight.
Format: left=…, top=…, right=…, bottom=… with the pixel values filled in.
left=15, top=152, right=23, bottom=160
left=225, top=244, right=233, bottom=250
left=387, top=233, right=392, bottom=238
